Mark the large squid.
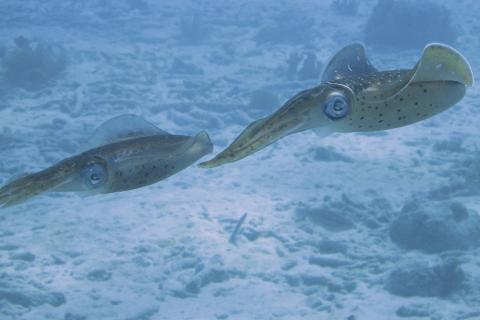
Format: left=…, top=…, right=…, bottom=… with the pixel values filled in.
left=199, top=43, right=474, bottom=168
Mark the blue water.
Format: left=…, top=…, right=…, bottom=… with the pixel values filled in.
left=1, top=0, right=479, bottom=319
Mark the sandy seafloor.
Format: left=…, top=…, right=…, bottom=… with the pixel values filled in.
left=1, top=0, right=480, bottom=319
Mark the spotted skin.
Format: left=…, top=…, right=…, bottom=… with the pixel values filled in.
left=335, top=70, right=412, bottom=101
left=333, top=73, right=466, bottom=132
left=200, top=43, right=473, bottom=168
left=89, top=134, right=211, bottom=192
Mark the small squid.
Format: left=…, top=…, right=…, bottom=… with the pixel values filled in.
left=0, top=114, right=213, bottom=208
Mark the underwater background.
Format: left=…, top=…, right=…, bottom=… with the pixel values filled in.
left=1, top=0, right=480, bottom=319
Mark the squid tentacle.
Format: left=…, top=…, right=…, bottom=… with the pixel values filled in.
left=0, top=159, right=79, bottom=208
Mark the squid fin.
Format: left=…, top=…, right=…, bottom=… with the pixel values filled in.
left=362, top=43, right=474, bottom=102
left=83, top=114, right=170, bottom=150
left=322, top=43, right=378, bottom=81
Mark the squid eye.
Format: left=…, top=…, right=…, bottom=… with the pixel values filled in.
left=82, top=163, right=108, bottom=189
left=323, top=93, right=350, bottom=120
